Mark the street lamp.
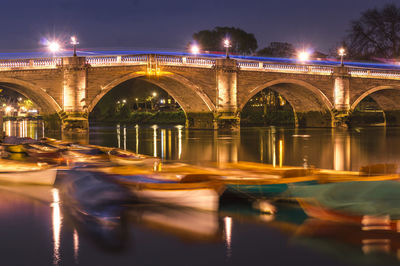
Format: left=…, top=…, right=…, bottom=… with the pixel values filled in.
left=297, top=50, right=310, bottom=63
left=152, top=92, right=157, bottom=97
left=48, top=41, right=61, bottom=54
left=224, top=38, right=232, bottom=58
left=191, top=44, right=200, bottom=55
left=71, top=36, right=79, bottom=57
left=338, top=48, right=346, bottom=66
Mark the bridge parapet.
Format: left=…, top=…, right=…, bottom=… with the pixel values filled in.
left=349, top=67, right=400, bottom=80
left=0, top=58, right=61, bottom=70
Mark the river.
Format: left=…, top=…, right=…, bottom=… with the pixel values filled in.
left=2, top=120, right=400, bottom=266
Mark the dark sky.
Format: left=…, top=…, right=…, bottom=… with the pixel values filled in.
left=0, top=0, right=395, bottom=53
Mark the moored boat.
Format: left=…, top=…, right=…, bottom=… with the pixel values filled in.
left=0, top=159, right=57, bottom=185
left=111, top=173, right=224, bottom=211
left=289, top=180, right=400, bottom=228
left=108, top=148, right=160, bottom=167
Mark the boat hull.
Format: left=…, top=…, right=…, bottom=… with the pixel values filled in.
left=133, top=187, right=220, bottom=211
left=0, top=167, right=57, bottom=185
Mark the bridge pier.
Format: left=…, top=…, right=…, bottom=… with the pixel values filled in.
left=186, top=112, right=215, bottom=129
left=215, top=58, right=240, bottom=130
left=61, top=56, right=89, bottom=131
left=333, top=67, right=351, bottom=127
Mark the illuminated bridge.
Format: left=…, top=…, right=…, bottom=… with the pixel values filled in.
left=1, top=50, right=400, bottom=129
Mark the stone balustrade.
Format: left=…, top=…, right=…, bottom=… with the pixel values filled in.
left=0, top=53, right=399, bottom=80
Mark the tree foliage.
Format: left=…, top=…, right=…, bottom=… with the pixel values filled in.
left=192, top=27, right=258, bottom=55
left=257, top=42, right=295, bottom=58
left=345, top=4, right=400, bottom=60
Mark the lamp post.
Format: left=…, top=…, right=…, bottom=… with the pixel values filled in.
left=191, top=44, right=200, bottom=56
left=71, top=36, right=79, bottom=57
left=224, top=39, right=232, bottom=58
left=338, top=48, right=346, bottom=67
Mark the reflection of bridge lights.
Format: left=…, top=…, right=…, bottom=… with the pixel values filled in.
left=224, top=216, right=232, bottom=258
left=73, top=229, right=79, bottom=264
left=135, top=124, right=139, bottom=154
left=153, top=125, right=157, bottom=157
left=52, top=188, right=62, bottom=266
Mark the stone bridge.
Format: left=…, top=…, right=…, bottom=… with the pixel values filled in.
left=1, top=52, right=400, bottom=129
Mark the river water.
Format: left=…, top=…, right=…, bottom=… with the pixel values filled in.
left=3, top=121, right=400, bottom=266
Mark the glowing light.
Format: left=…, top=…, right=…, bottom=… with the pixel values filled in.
left=48, top=41, right=61, bottom=53
left=73, top=229, right=79, bottom=264
left=298, top=50, right=310, bottom=62
left=191, top=44, right=200, bottom=55
left=224, top=39, right=231, bottom=48
left=153, top=125, right=158, bottom=157
left=122, top=99, right=126, bottom=104
left=338, top=48, right=346, bottom=57
left=123, top=126, right=126, bottom=150
left=52, top=188, right=62, bottom=266
left=177, top=125, right=183, bottom=159
left=279, top=139, right=283, bottom=168
left=117, top=124, right=121, bottom=149
left=152, top=92, right=157, bottom=97
left=5, top=106, right=11, bottom=114
left=135, top=124, right=139, bottom=154
left=224, top=216, right=232, bottom=258
left=70, top=36, right=79, bottom=45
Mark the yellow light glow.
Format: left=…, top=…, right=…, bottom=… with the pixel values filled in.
left=52, top=188, right=62, bottom=266
left=224, top=39, right=231, bottom=48
left=70, top=36, right=79, bottom=45
left=338, top=48, right=346, bottom=57
left=48, top=41, right=61, bottom=53
left=191, top=45, right=200, bottom=55
left=73, top=229, right=79, bottom=263
left=224, top=216, right=232, bottom=258
left=298, top=51, right=310, bottom=62
left=279, top=139, right=283, bottom=168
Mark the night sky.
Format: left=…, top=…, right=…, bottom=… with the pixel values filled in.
left=0, top=0, right=395, bottom=53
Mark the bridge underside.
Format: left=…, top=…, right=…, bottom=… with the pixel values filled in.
left=0, top=82, right=60, bottom=114
left=358, top=89, right=400, bottom=126
left=261, top=83, right=333, bottom=127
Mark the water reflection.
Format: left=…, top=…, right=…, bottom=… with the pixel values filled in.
left=224, top=216, right=232, bottom=258
left=73, top=228, right=79, bottom=264
left=51, top=188, right=62, bottom=266
left=3, top=120, right=42, bottom=139
left=129, top=205, right=222, bottom=242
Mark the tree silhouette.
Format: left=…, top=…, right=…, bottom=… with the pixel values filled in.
left=192, top=26, right=258, bottom=55
left=345, top=4, right=400, bottom=60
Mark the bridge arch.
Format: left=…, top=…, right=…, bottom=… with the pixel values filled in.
left=240, top=79, right=334, bottom=127
left=87, top=72, right=215, bottom=114
left=0, top=78, right=61, bottom=114
left=350, top=85, right=400, bottom=126
left=351, top=85, right=400, bottom=110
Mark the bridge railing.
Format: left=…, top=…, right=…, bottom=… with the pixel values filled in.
left=0, top=58, right=62, bottom=70
left=238, top=60, right=334, bottom=75
left=1, top=53, right=400, bottom=80
left=349, top=67, right=400, bottom=79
